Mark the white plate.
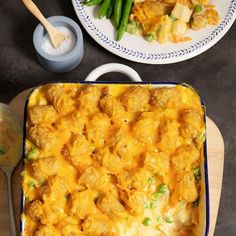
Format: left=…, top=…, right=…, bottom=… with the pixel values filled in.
left=72, top=0, right=236, bottom=64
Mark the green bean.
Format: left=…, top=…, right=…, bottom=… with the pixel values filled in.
left=116, top=0, right=133, bottom=41
left=82, top=0, right=93, bottom=5
left=98, top=0, right=112, bottom=19
left=85, top=0, right=103, bottom=6
left=106, top=0, right=114, bottom=19
left=114, top=0, right=122, bottom=28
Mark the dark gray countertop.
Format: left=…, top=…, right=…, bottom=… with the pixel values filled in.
left=0, top=1, right=235, bottom=235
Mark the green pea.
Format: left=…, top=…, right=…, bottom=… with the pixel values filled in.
left=27, top=180, right=38, bottom=188
left=144, top=201, right=149, bottom=209
left=194, top=4, right=203, bottom=13
left=158, top=184, right=168, bottom=194
left=150, top=202, right=156, bottom=209
left=156, top=216, right=163, bottom=222
left=152, top=192, right=162, bottom=201
left=26, top=146, right=38, bottom=161
left=25, top=196, right=32, bottom=202
left=169, top=15, right=177, bottom=21
left=126, top=21, right=137, bottom=34
left=193, top=167, right=201, bottom=181
left=143, top=217, right=152, bottom=226
left=147, top=177, right=153, bottom=184
left=145, top=33, right=154, bottom=42
left=165, top=216, right=173, bottom=223
left=195, top=132, right=206, bottom=144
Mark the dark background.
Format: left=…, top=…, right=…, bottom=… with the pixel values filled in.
left=0, top=1, right=235, bottom=235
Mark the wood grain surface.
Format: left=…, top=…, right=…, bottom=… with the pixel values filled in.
left=0, top=89, right=224, bottom=236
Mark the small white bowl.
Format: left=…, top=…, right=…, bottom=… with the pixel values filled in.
left=33, top=16, right=84, bottom=73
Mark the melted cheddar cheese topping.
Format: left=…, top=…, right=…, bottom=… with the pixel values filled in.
left=21, top=84, right=205, bottom=236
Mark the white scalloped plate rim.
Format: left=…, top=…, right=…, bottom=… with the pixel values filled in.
left=72, top=0, right=236, bottom=64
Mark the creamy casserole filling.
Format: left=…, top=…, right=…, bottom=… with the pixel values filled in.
left=21, top=84, right=205, bottom=236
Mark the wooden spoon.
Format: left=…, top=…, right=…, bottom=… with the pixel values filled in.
left=22, top=0, right=66, bottom=48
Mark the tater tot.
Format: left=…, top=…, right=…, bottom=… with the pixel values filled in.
left=180, top=109, right=204, bottom=139
left=27, top=200, right=44, bottom=221
left=82, top=215, right=119, bottom=236
left=62, top=225, right=84, bottom=236
left=62, top=134, right=95, bottom=171
left=97, top=194, right=126, bottom=217
left=70, top=189, right=97, bottom=219
left=171, top=145, right=199, bottom=171
left=151, top=87, right=181, bottom=108
left=121, top=190, right=147, bottom=216
left=86, top=112, right=111, bottom=147
left=158, top=119, right=183, bottom=154
left=78, top=85, right=101, bottom=114
left=144, top=149, right=170, bottom=176
left=101, top=148, right=123, bottom=173
left=120, top=86, right=150, bottom=112
left=31, top=156, right=60, bottom=181
left=132, top=112, right=159, bottom=144
left=39, top=176, right=69, bottom=201
left=110, top=129, right=143, bottom=162
left=130, top=168, right=148, bottom=190
left=35, top=225, right=60, bottom=236
left=28, top=125, right=56, bottom=150
left=55, top=110, right=87, bottom=134
left=100, top=94, right=126, bottom=120
left=29, top=105, right=57, bottom=125
left=46, top=84, right=75, bottom=115
left=171, top=171, right=198, bottom=203
left=78, top=166, right=109, bottom=191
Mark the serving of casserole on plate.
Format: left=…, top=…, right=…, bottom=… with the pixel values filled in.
left=72, top=0, right=236, bottom=64
left=21, top=82, right=208, bottom=236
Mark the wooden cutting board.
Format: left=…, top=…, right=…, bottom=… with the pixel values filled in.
left=0, top=89, right=224, bottom=236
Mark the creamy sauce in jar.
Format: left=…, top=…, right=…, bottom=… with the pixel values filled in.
left=41, top=26, right=76, bottom=56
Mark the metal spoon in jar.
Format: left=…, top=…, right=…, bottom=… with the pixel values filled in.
left=0, top=103, right=23, bottom=236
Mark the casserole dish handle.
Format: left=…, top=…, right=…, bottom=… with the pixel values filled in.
left=85, top=63, right=142, bottom=82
